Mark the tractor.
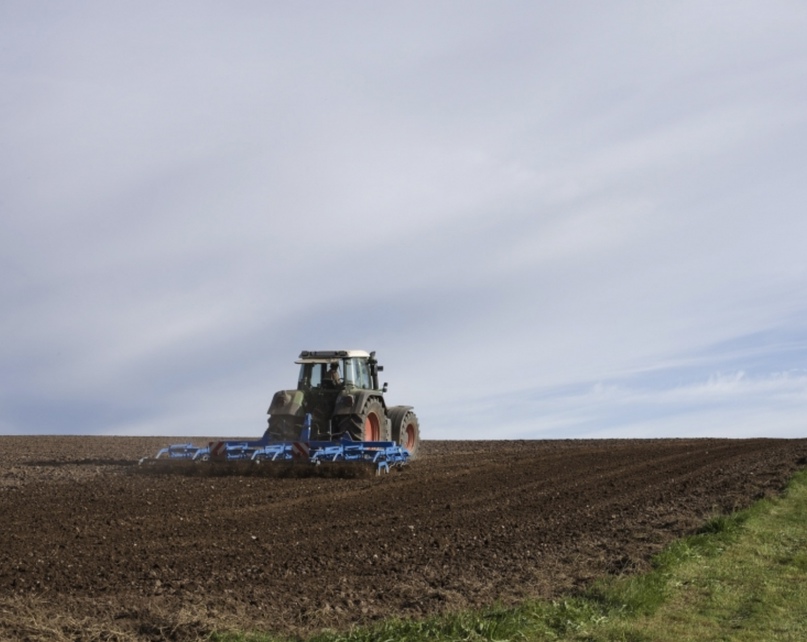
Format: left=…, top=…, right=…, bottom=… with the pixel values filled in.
left=264, top=350, right=420, bottom=457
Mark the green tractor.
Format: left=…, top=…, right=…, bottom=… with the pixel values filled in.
left=264, top=350, right=421, bottom=457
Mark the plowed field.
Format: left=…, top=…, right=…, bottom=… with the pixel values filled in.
left=1, top=436, right=806, bottom=641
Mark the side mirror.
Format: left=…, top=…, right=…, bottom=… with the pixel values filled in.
left=382, top=382, right=388, bottom=393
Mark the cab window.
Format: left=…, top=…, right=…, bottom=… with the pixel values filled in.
left=343, top=359, right=355, bottom=386
left=298, top=363, right=323, bottom=389
left=355, top=359, right=371, bottom=388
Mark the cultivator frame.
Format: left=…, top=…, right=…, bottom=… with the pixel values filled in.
left=140, top=414, right=411, bottom=475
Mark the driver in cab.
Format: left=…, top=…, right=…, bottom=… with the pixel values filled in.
left=327, top=362, right=341, bottom=386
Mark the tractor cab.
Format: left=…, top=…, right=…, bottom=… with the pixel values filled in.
left=296, top=350, right=385, bottom=392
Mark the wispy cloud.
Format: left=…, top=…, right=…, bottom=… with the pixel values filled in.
left=1, top=2, right=806, bottom=439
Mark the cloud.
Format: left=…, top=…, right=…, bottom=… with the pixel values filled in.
left=437, top=367, right=807, bottom=441
left=1, top=2, right=806, bottom=440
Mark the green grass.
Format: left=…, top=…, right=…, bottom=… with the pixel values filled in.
left=215, top=469, right=807, bottom=642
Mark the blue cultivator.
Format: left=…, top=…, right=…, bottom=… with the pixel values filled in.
left=251, top=439, right=410, bottom=474
left=140, top=414, right=410, bottom=475
left=151, top=443, right=210, bottom=461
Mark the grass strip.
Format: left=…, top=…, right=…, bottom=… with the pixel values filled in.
left=215, top=468, right=807, bottom=642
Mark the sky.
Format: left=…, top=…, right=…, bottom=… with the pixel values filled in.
left=2, top=1, right=806, bottom=440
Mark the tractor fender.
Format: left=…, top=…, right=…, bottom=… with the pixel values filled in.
left=267, top=389, right=305, bottom=417
left=332, top=390, right=387, bottom=418
left=386, top=406, right=415, bottom=428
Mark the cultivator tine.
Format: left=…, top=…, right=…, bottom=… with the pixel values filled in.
left=252, top=443, right=294, bottom=462
left=307, top=440, right=410, bottom=475
left=138, top=443, right=209, bottom=464
left=161, top=444, right=201, bottom=459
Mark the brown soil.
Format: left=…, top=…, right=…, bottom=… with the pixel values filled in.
left=1, top=436, right=806, bottom=641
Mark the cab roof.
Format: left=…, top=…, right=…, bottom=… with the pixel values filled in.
left=296, top=349, right=371, bottom=364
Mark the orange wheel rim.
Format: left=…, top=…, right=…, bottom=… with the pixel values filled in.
left=404, top=422, right=416, bottom=450
left=364, top=414, right=380, bottom=441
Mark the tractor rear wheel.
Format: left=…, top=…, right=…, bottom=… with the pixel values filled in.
left=340, top=398, right=388, bottom=441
